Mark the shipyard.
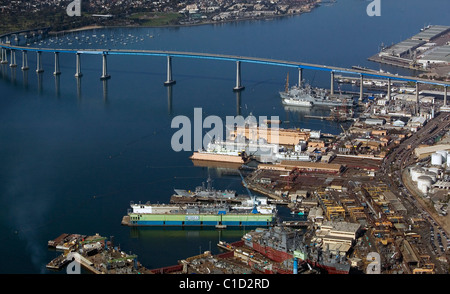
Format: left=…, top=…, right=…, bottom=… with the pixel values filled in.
left=1, top=0, right=450, bottom=282
left=46, top=45, right=450, bottom=274
left=112, top=31, right=450, bottom=274
left=50, top=67, right=450, bottom=274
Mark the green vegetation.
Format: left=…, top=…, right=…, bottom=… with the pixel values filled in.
left=0, top=12, right=102, bottom=35
left=0, top=8, right=182, bottom=36
left=130, top=12, right=182, bottom=27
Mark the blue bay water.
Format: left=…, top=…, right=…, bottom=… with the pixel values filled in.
left=0, top=0, right=448, bottom=273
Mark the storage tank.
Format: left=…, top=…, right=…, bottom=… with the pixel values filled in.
left=295, top=141, right=307, bottom=152
left=428, top=167, right=440, bottom=175
left=436, top=150, right=447, bottom=161
left=417, top=176, right=432, bottom=194
left=410, top=167, right=425, bottom=181
left=431, top=153, right=443, bottom=166
left=424, top=171, right=436, bottom=182
left=447, top=156, right=450, bottom=168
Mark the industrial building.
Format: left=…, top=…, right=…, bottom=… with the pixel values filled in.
left=414, top=144, right=450, bottom=159
left=258, top=161, right=344, bottom=174
left=313, top=221, right=362, bottom=255
left=231, top=126, right=311, bottom=146
left=411, top=25, right=450, bottom=42
left=418, top=44, right=450, bottom=67
left=379, top=25, right=450, bottom=59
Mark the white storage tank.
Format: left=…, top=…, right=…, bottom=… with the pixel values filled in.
left=417, top=176, right=432, bottom=194
left=424, top=171, right=436, bottom=182
left=428, top=167, right=440, bottom=179
left=410, top=167, right=425, bottom=181
left=428, top=167, right=440, bottom=175
left=431, top=153, right=443, bottom=166
left=295, top=141, right=307, bottom=152
left=436, top=150, right=447, bottom=161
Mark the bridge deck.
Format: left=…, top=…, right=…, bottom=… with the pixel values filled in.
left=1, top=29, right=449, bottom=88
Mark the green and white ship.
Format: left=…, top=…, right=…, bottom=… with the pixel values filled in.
left=121, top=201, right=276, bottom=228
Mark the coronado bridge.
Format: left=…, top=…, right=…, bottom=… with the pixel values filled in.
left=1, top=30, right=449, bottom=107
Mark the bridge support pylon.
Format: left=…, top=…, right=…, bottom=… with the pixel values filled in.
left=233, top=60, right=244, bottom=92
left=75, top=53, right=82, bottom=77
left=330, top=71, right=334, bottom=96
left=387, top=78, right=391, bottom=100
left=100, top=53, right=111, bottom=80
left=164, top=55, right=175, bottom=86
left=298, top=67, right=303, bottom=88
left=21, top=51, right=29, bottom=70
left=9, top=49, right=17, bottom=68
left=53, top=52, right=61, bottom=76
left=359, top=75, right=363, bottom=101
left=444, top=86, right=447, bottom=106
left=416, top=82, right=420, bottom=115
left=36, top=51, right=44, bottom=73
left=1, top=48, right=8, bottom=64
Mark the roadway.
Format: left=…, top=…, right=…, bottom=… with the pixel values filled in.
left=377, top=111, right=450, bottom=273
left=379, top=112, right=450, bottom=232
left=1, top=35, right=450, bottom=88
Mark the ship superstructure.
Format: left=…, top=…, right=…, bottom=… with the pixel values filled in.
left=280, top=75, right=355, bottom=108
left=242, top=226, right=352, bottom=274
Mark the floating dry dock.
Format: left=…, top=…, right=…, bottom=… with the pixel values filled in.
left=121, top=201, right=276, bottom=228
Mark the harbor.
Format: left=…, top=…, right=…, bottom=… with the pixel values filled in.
left=46, top=232, right=323, bottom=275
left=46, top=219, right=363, bottom=275
left=33, top=57, right=450, bottom=274
left=1, top=0, right=450, bottom=278
left=54, top=62, right=450, bottom=273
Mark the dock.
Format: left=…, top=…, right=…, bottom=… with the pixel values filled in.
left=282, top=220, right=313, bottom=228
left=46, top=233, right=153, bottom=274
left=304, top=115, right=355, bottom=122
left=367, top=25, right=450, bottom=78
left=47, top=233, right=87, bottom=251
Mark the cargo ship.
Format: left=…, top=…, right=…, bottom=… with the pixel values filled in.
left=242, top=226, right=351, bottom=274
left=121, top=201, right=276, bottom=228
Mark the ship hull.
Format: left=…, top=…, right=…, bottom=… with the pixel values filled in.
left=249, top=241, right=350, bottom=274
left=251, top=242, right=293, bottom=263
left=309, top=261, right=350, bottom=275
left=125, top=213, right=273, bottom=227
left=279, top=91, right=354, bottom=108
left=281, top=98, right=313, bottom=107
left=190, top=152, right=247, bottom=164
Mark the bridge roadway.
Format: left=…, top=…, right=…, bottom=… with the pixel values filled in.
left=1, top=38, right=450, bottom=91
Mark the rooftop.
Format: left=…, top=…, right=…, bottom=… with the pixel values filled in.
left=411, top=25, right=450, bottom=42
